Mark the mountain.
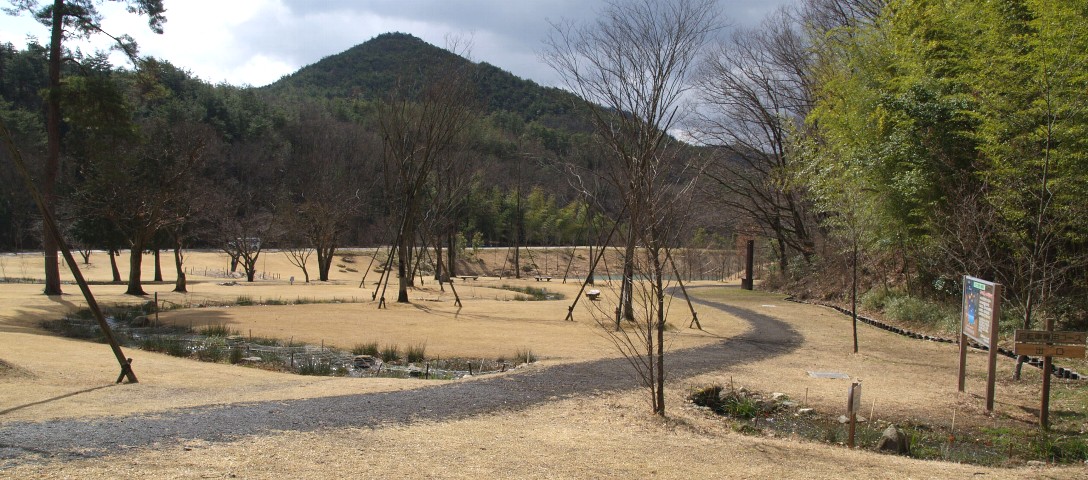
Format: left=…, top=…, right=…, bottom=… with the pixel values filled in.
left=263, top=32, right=585, bottom=127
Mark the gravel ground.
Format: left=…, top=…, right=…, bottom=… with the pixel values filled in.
left=0, top=286, right=800, bottom=466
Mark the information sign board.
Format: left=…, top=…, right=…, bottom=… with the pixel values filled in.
left=962, top=276, right=1000, bottom=347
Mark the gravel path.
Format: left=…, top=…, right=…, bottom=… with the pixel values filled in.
left=0, top=286, right=800, bottom=465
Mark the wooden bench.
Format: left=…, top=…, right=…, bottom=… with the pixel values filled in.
left=456, top=275, right=479, bottom=282
left=586, top=289, right=601, bottom=301
left=534, top=276, right=553, bottom=282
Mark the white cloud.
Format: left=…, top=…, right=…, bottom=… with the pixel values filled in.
left=1, top=0, right=793, bottom=88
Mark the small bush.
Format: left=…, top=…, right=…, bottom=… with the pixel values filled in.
left=352, top=342, right=380, bottom=356
left=235, top=295, right=254, bottom=306
left=884, top=295, right=956, bottom=332
left=380, top=344, right=401, bottom=363
left=228, top=346, right=245, bottom=364
left=141, top=336, right=190, bottom=357
left=200, top=324, right=237, bottom=337
left=406, top=342, right=427, bottom=363
left=689, top=385, right=774, bottom=419
left=514, top=348, right=536, bottom=364
left=197, top=339, right=226, bottom=362
left=297, top=358, right=333, bottom=376
left=859, top=288, right=895, bottom=311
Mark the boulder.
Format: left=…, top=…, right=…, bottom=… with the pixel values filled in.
left=352, top=355, right=379, bottom=369
left=875, top=425, right=910, bottom=455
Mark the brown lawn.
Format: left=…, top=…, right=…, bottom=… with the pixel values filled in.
left=1, top=249, right=1084, bottom=478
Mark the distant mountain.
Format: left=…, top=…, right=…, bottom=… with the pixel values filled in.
left=264, top=32, right=586, bottom=127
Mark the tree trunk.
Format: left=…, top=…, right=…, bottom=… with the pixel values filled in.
left=41, top=0, right=64, bottom=296
left=447, top=231, right=457, bottom=278
left=126, top=246, right=147, bottom=295
left=622, top=227, right=636, bottom=321
left=109, top=249, right=122, bottom=283
left=153, top=248, right=163, bottom=282
left=654, top=251, right=666, bottom=416
left=317, top=245, right=335, bottom=281
left=244, top=255, right=258, bottom=282
left=397, top=239, right=410, bottom=303
left=852, top=241, right=859, bottom=354
left=173, top=247, right=187, bottom=293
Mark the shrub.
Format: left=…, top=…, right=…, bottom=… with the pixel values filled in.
left=353, top=342, right=380, bottom=356
left=406, top=342, right=427, bottom=363
left=884, top=295, right=956, bottom=332
left=228, top=347, right=245, bottom=364
left=514, top=348, right=536, bottom=364
left=380, top=344, right=401, bottom=363
left=142, top=336, right=191, bottom=358
left=297, top=357, right=333, bottom=376
left=200, top=324, right=237, bottom=337
left=197, top=339, right=226, bottom=362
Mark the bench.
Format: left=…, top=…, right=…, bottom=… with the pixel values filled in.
left=456, top=275, right=479, bottom=282
left=586, top=289, right=601, bottom=301
left=534, top=276, right=553, bottom=282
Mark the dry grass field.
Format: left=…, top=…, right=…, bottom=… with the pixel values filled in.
left=1, top=249, right=1085, bottom=478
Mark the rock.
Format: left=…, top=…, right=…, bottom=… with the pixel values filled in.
left=838, top=415, right=849, bottom=424
left=352, top=355, right=379, bottom=369
left=1027, top=461, right=1046, bottom=468
left=797, top=408, right=814, bottom=415
left=876, top=425, right=910, bottom=455
left=772, top=392, right=788, bottom=401
left=780, top=401, right=796, bottom=408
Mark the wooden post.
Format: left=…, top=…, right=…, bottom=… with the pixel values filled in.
left=742, top=240, right=754, bottom=290
left=985, top=283, right=1003, bottom=412
left=957, top=331, right=968, bottom=393
left=1041, top=356, right=1052, bottom=429
left=847, top=382, right=861, bottom=449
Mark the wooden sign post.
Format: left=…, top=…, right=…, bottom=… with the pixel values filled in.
left=957, top=276, right=1002, bottom=412
left=1014, top=329, right=1087, bottom=429
left=847, top=381, right=861, bottom=448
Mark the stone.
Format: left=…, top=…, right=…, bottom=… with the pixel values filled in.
left=772, top=392, right=788, bottom=401
left=797, top=408, right=815, bottom=415
left=875, top=425, right=910, bottom=455
left=352, top=355, right=379, bottom=369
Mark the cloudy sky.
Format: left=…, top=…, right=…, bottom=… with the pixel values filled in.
left=1, top=0, right=791, bottom=88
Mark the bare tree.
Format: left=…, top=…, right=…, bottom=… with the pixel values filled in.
left=544, top=0, right=720, bottom=416
left=377, top=41, right=475, bottom=304
left=282, top=105, right=372, bottom=281
left=693, top=8, right=818, bottom=274
left=75, top=119, right=211, bottom=295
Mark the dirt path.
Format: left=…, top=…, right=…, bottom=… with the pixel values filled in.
left=0, top=285, right=799, bottom=465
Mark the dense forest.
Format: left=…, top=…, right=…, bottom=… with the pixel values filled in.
left=2, top=0, right=1086, bottom=334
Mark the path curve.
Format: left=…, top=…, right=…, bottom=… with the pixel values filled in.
left=0, top=285, right=801, bottom=464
